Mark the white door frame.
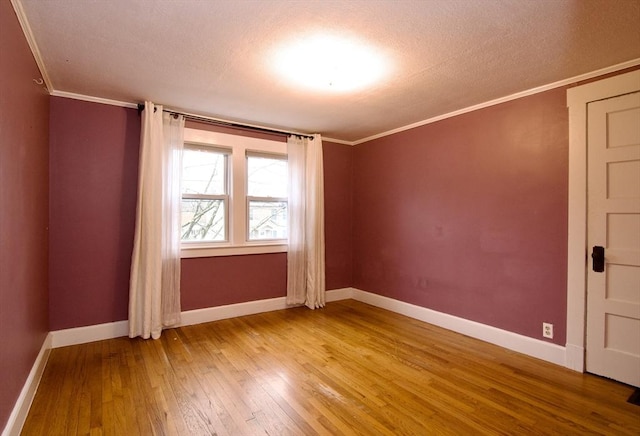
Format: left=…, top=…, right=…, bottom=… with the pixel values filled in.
left=565, top=69, right=640, bottom=372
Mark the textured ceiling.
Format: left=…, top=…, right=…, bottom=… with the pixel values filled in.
left=16, top=0, right=640, bottom=143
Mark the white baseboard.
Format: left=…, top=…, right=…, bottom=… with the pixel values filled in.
left=179, top=296, right=288, bottom=327
left=48, top=287, right=568, bottom=366
left=49, top=288, right=355, bottom=348
left=179, top=287, right=354, bottom=326
left=6, top=287, right=573, bottom=435
left=6, top=289, right=351, bottom=435
left=350, top=288, right=567, bottom=367
left=2, top=333, right=52, bottom=436
left=325, top=287, right=354, bottom=302
left=50, top=319, right=129, bottom=348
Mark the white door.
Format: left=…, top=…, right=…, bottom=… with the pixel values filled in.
left=586, top=91, right=640, bottom=387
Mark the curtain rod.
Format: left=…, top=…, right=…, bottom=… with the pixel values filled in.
left=137, top=104, right=314, bottom=140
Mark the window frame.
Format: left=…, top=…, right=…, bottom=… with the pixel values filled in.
left=180, top=128, right=288, bottom=258
left=246, top=150, right=288, bottom=242
left=181, top=143, right=230, bottom=244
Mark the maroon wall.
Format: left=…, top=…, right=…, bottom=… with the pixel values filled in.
left=353, top=88, right=569, bottom=345
left=49, top=103, right=354, bottom=328
left=0, top=1, right=50, bottom=429
left=181, top=254, right=287, bottom=310
left=49, top=97, right=140, bottom=330
left=323, top=140, right=353, bottom=289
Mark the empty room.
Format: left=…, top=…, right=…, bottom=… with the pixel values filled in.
left=2, top=0, right=640, bottom=434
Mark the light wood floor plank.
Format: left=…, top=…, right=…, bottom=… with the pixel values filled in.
left=22, top=300, right=640, bottom=435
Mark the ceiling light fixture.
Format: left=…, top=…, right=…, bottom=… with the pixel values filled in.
left=272, top=33, right=390, bottom=93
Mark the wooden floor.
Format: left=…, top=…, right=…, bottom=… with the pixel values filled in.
left=23, top=300, right=640, bottom=435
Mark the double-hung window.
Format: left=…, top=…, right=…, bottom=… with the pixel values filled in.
left=247, top=152, right=288, bottom=241
left=181, top=144, right=229, bottom=242
left=180, top=128, right=288, bottom=257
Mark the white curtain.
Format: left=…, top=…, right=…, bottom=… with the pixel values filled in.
left=287, top=134, right=326, bottom=309
left=129, top=102, right=184, bottom=339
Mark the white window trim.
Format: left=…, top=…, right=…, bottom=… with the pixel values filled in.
left=182, top=143, right=230, bottom=243
left=181, top=243, right=287, bottom=258
left=181, top=128, right=288, bottom=258
left=246, top=150, right=288, bottom=243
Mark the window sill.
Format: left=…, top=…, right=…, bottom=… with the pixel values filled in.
left=181, top=243, right=288, bottom=258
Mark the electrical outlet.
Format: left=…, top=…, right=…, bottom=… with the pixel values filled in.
left=543, top=322, right=553, bottom=339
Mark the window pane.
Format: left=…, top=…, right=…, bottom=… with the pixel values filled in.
left=182, top=148, right=226, bottom=195
left=181, top=199, right=226, bottom=241
left=248, top=201, right=287, bottom=240
left=247, top=156, right=287, bottom=197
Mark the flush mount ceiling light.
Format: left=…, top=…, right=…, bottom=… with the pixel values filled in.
left=271, top=33, right=390, bottom=93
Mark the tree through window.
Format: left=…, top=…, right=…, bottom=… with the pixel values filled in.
left=181, top=145, right=229, bottom=242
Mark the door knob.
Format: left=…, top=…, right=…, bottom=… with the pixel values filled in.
left=592, top=246, right=605, bottom=273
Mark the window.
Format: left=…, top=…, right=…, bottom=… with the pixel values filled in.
left=181, top=145, right=229, bottom=242
left=247, top=152, right=288, bottom=241
left=180, top=128, right=288, bottom=258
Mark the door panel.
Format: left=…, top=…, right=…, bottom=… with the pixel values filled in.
left=586, top=91, right=640, bottom=387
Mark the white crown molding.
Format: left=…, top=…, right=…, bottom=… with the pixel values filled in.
left=566, top=68, right=640, bottom=107
left=1, top=333, right=51, bottom=436
left=51, top=87, right=348, bottom=144
left=48, top=85, right=349, bottom=145
left=45, top=59, right=639, bottom=146
left=352, top=58, right=640, bottom=146
left=10, top=2, right=639, bottom=148
left=10, top=0, right=53, bottom=92
left=322, top=137, right=354, bottom=146
left=50, top=90, right=139, bottom=109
